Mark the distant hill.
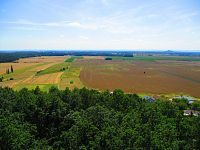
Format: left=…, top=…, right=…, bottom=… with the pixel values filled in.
left=163, top=50, right=175, bottom=53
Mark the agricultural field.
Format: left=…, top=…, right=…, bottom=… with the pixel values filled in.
left=110, top=56, right=200, bottom=62
left=73, top=56, right=200, bottom=98
left=64, top=56, right=83, bottom=62
left=1, top=55, right=200, bottom=98
left=0, top=56, right=84, bottom=91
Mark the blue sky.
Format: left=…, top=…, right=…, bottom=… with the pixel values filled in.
left=0, top=0, right=200, bottom=50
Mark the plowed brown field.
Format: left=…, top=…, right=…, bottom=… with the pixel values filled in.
left=74, top=59, right=200, bottom=97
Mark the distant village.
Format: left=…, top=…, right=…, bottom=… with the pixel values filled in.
left=110, top=91, right=200, bottom=117
left=143, top=95, right=200, bottom=117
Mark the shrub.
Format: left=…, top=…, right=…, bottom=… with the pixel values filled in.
left=105, top=57, right=112, bottom=60
left=60, top=68, right=66, bottom=71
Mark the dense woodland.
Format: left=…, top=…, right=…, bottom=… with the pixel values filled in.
left=1, top=51, right=200, bottom=62
left=0, top=51, right=131, bottom=63
left=0, top=86, right=200, bottom=149
left=0, top=51, right=69, bottom=63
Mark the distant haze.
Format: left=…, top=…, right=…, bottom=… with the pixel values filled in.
left=0, top=0, right=200, bottom=50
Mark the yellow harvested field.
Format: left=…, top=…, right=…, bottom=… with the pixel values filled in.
left=0, top=56, right=68, bottom=74
left=29, top=63, right=58, bottom=72
left=0, top=72, right=63, bottom=89
left=0, top=79, right=20, bottom=88
left=0, top=63, right=33, bottom=74
left=23, top=72, right=63, bottom=84
left=16, top=56, right=67, bottom=63
left=0, top=56, right=70, bottom=90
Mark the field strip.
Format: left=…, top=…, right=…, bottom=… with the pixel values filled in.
left=55, top=72, right=64, bottom=84
left=23, top=72, right=63, bottom=84
left=12, top=72, right=63, bottom=89
left=59, top=66, right=84, bottom=90
left=29, top=62, right=58, bottom=71
left=2, top=63, right=45, bottom=79
left=20, top=75, right=35, bottom=84
left=36, top=62, right=69, bottom=76
left=160, top=70, right=200, bottom=84
left=14, top=69, right=64, bottom=89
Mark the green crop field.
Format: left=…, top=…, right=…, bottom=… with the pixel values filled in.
left=59, top=66, right=84, bottom=90
left=36, top=62, right=70, bottom=76
left=110, top=56, right=200, bottom=62
left=65, top=56, right=83, bottom=62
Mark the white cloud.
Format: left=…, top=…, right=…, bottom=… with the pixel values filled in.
left=1, top=0, right=200, bottom=50
left=59, top=34, right=65, bottom=38
left=67, top=21, right=98, bottom=30
left=67, top=21, right=81, bottom=27
left=79, top=36, right=89, bottom=40
left=2, top=19, right=99, bottom=30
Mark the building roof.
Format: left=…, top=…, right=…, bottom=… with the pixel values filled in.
left=183, top=110, right=200, bottom=116
left=173, top=96, right=195, bottom=104
left=144, top=96, right=155, bottom=103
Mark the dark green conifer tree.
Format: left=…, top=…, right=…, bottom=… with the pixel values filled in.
left=11, top=65, right=14, bottom=73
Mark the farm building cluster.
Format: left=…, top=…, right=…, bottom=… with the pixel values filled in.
left=143, top=95, right=200, bottom=117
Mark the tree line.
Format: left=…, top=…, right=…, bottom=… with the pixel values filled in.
left=0, top=86, right=200, bottom=149
left=0, top=51, right=127, bottom=63
left=0, top=51, right=69, bottom=63
left=0, top=66, right=14, bottom=82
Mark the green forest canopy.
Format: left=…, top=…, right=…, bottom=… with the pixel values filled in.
left=0, top=86, right=200, bottom=149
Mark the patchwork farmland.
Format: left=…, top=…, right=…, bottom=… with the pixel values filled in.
left=0, top=56, right=83, bottom=91
left=1, top=55, right=200, bottom=97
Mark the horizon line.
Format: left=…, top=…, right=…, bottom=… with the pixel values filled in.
left=0, top=49, right=200, bottom=52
